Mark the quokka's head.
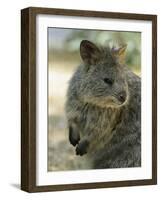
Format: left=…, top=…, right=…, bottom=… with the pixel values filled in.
left=79, top=40, right=129, bottom=108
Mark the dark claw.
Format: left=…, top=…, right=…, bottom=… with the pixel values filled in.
left=76, top=140, right=89, bottom=156
left=69, top=126, right=80, bottom=146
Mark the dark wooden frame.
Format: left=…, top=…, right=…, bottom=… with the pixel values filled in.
left=21, top=7, right=157, bottom=192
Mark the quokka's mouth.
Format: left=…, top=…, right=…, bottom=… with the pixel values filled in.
left=116, top=96, right=129, bottom=107
left=110, top=94, right=129, bottom=107
left=102, top=98, right=123, bottom=108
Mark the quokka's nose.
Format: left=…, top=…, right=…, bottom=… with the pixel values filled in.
left=118, top=91, right=126, bottom=103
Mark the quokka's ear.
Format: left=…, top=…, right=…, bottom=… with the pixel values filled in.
left=80, top=40, right=101, bottom=65
left=111, top=44, right=127, bottom=64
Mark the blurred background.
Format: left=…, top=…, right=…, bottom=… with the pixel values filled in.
left=48, top=28, right=141, bottom=171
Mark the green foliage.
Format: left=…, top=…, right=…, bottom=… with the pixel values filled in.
left=64, top=30, right=141, bottom=70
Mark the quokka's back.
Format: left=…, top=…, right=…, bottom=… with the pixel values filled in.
left=65, top=40, right=141, bottom=168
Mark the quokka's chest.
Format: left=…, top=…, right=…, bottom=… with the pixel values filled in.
left=78, top=105, right=122, bottom=133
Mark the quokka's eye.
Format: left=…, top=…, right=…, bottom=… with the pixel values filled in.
left=103, top=78, right=113, bottom=85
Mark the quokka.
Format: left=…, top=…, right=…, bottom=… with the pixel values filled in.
left=65, top=40, right=141, bottom=168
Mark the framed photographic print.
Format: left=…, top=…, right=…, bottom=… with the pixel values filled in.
left=21, top=7, right=157, bottom=192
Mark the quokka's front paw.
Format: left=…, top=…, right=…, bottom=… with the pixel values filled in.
left=69, top=126, right=80, bottom=146
left=76, top=140, right=89, bottom=156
